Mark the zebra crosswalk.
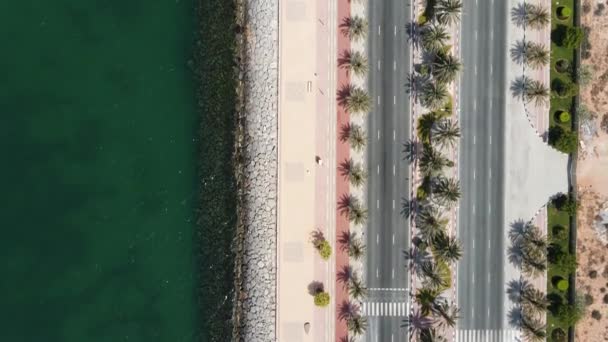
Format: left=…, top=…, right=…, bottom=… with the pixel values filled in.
left=361, top=301, right=409, bottom=317
left=455, top=329, right=519, bottom=342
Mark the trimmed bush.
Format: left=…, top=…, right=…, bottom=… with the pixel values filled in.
left=551, top=327, right=566, bottom=342
left=417, top=185, right=427, bottom=200
left=552, top=225, right=567, bottom=241
left=314, top=291, right=330, bottom=307
left=558, top=111, right=571, bottom=123
left=562, top=27, right=584, bottom=49
left=557, top=279, right=569, bottom=291
left=317, top=240, right=332, bottom=260
left=551, top=78, right=579, bottom=98
left=555, top=59, right=570, bottom=73
left=548, top=126, right=578, bottom=154
left=557, top=6, right=571, bottom=20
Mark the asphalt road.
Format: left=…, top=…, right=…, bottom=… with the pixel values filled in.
left=364, top=0, right=411, bottom=340
left=457, top=0, right=508, bottom=331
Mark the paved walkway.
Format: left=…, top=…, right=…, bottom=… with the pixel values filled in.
left=277, top=0, right=335, bottom=340
left=504, top=0, right=569, bottom=331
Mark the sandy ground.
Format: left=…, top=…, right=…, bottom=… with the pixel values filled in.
left=575, top=1, right=608, bottom=340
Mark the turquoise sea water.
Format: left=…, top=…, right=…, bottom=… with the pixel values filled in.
left=0, top=1, right=203, bottom=341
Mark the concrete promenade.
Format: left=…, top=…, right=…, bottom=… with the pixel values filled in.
left=276, top=0, right=336, bottom=340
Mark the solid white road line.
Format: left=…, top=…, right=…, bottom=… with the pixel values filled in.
left=473, top=238, right=475, bottom=249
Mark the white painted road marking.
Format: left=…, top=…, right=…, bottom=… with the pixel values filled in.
left=394, top=25, right=397, bottom=36
left=393, top=61, right=396, bottom=70
left=392, top=234, right=395, bottom=245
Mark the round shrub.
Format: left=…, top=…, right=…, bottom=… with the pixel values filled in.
left=592, top=310, right=602, bottom=320
left=551, top=328, right=566, bottom=342
left=314, top=291, right=330, bottom=307
left=317, top=240, right=332, bottom=260
left=589, top=270, right=598, bottom=279
left=558, top=111, right=571, bottom=123
left=604, top=294, right=608, bottom=304
left=552, top=225, right=567, bottom=240
left=417, top=185, right=427, bottom=200
left=557, top=279, right=569, bottom=291
left=557, top=6, right=572, bottom=20
left=555, top=59, right=570, bottom=73
left=585, top=293, right=594, bottom=305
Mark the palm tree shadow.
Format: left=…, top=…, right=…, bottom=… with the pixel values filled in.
left=338, top=300, right=360, bottom=321
left=404, top=246, right=431, bottom=276
left=402, top=139, right=420, bottom=163
left=338, top=49, right=353, bottom=69
left=338, top=230, right=354, bottom=251
left=510, top=40, right=528, bottom=65
left=337, top=265, right=354, bottom=288
left=510, top=76, right=531, bottom=101
left=507, top=306, right=524, bottom=329
left=506, top=278, right=531, bottom=303
left=338, top=158, right=353, bottom=179
left=511, top=3, right=527, bottom=28
left=339, top=17, right=354, bottom=37
left=405, top=21, right=422, bottom=49
left=507, top=239, right=524, bottom=268
left=337, top=83, right=353, bottom=108
left=339, top=123, right=352, bottom=142
left=338, top=193, right=357, bottom=216
left=509, top=219, right=527, bottom=243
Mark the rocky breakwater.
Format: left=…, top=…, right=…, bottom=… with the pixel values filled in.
left=232, top=0, right=278, bottom=341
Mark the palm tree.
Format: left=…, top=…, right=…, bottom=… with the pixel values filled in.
left=420, top=328, right=448, bottom=342
left=432, top=300, right=460, bottom=328
left=521, top=287, right=550, bottom=315
left=338, top=193, right=359, bottom=216
left=526, top=80, right=549, bottom=107
left=433, top=176, right=460, bottom=207
left=420, top=260, right=450, bottom=290
left=432, top=119, right=460, bottom=148
left=347, top=315, right=368, bottom=336
left=521, top=245, right=547, bottom=278
left=432, top=53, right=462, bottom=84
left=348, top=239, right=366, bottom=260
left=415, top=287, right=439, bottom=316
left=420, top=82, right=448, bottom=110
left=342, top=16, right=368, bottom=42
left=422, top=25, right=450, bottom=52
left=348, top=276, right=368, bottom=300
left=340, top=50, right=368, bottom=76
left=349, top=204, right=368, bottom=225
left=526, top=42, right=549, bottom=69
left=419, top=145, right=453, bottom=176
left=511, top=3, right=532, bottom=28
left=416, top=206, right=448, bottom=243
left=347, top=124, right=367, bottom=151
left=435, top=0, right=463, bottom=26
left=432, top=232, right=463, bottom=264
left=339, top=158, right=367, bottom=188
left=521, top=315, right=547, bottom=342
left=526, top=4, right=550, bottom=30
left=345, top=86, right=371, bottom=114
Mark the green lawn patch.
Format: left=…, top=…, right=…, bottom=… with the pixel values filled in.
left=547, top=203, right=571, bottom=336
